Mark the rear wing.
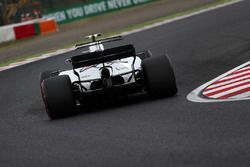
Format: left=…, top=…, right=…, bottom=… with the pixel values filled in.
left=71, top=44, right=135, bottom=68
left=75, top=35, right=123, bottom=49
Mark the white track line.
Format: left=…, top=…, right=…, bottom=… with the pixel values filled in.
left=0, top=0, right=245, bottom=72
left=233, top=65, right=250, bottom=72
left=203, top=79, right=250, bottom=94
left=187, top=61, right=250, bottom=103
left=230, top=90, right=250, bottom=99
left=206, top=74, right=250, bottom=89
left=205, top=84, right=250, bottom=99
left=219, top=70, right=250, bottom=81
left=121, top=0, right=245, bottom=36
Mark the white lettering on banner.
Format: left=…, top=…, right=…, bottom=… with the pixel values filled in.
left=45, top=11, right=67, bottom=22
left=133, top=0, right=148, bottom=4
left=107, top=0, right=132, bottom=10
left=84, top=2, right=107, bottom=15
left=43, top=0, right=152, bottom=22
left=66, top=7, right=84, bottom=19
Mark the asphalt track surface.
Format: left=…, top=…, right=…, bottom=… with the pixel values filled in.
left=1, top=1, right=250, bottom=166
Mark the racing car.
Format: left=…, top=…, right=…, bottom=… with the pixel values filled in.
left=40, top=34, right=177, bottom=119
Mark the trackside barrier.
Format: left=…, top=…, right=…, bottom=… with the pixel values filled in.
left=0, top=25, right=16, bottom=43
left=43, top=0, right=153, bottom=24
left=39, top=18, right=58, bottom=35
left=14, top=24, right=36, bottom=40
left=0, top=18, right=58, bottom=43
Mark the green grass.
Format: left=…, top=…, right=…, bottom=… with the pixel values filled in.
left=0, top=0, right=236, bottom=67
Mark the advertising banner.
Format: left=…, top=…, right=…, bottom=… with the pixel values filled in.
left=42, top=0, right=153, bottom=24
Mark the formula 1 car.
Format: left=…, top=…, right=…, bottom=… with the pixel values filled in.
left=40, top=34, right=177, bottom=119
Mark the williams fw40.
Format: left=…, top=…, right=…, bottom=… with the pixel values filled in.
left=40, top=34, right=177, bottom=119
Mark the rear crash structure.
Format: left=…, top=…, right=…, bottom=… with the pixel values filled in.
left=40, top=34, right=177, bottom=119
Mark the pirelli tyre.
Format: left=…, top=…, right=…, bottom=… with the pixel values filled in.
left=41, top=75, right=76, bottom=119
left=39, top=70, right=59, bottom=85
left=142, top=54, right=177, bottom=98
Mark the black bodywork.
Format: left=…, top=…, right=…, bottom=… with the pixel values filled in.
left=40, top=34, right=177, bottom=119
left=69, top=36, right=147, bottom=105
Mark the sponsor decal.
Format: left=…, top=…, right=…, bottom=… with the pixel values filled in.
left=81, top=75, right=91, bottom=79
left=115, top=66, right=129, bottom=70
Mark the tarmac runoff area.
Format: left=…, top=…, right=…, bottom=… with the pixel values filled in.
left=1, top=1, right=250, bottom=166
left=0, top=1, right=250, bottom=167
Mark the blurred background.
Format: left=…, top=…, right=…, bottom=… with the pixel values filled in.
left=0, top=0, right=94, bottom=25
left=0, top=0, right=218, bottom=65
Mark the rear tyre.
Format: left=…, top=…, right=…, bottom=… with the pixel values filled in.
left=39, top=70, right=59, bottom=85
left=40, top=71, right=53, bottom=84
left=41, top=75, right=76, bottom=119
left=142, top=54, right=177, bottom=98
